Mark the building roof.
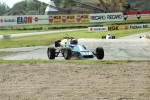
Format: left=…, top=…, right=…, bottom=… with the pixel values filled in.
left=4, top=4, right=27, bottom=16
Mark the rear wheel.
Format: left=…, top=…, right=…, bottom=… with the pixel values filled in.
left=96, top=47, right=104, bottom=60
left=112, top=36, right=115, bottom=39
left=47, top=47, right=55, bottom=59
left=63, top=47, right=72, bottom=60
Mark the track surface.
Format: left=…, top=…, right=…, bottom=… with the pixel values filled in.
left=0, top=34, right=150, bottom=60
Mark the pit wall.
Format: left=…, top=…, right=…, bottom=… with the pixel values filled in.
left=0, top=11, right=150, bottom=26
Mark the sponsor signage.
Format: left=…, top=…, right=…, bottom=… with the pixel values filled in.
left=118, top=25, right=129, bottom=30
left=17, top=15, right=48, bottom=25
left=130, top=24, right=150, bottom=29
left=76, top=14, right=90, bottom=23
left=49, top=14, right=90, bottom=24
left=49, top=15, right=62, bottom=23
left=123, top=10, right=150, bottom=21
left=4, top=19, right=16, bottom=22
left=32, top=15, right=48, bottom=24
left=108, top=25, right=129, bottom=31
left=0, top=16, right=17, bottom=26
left=0, top=15, right=48, bottom=26
left=0, top=19, right=3, bottom=23
left=17, top=17, right=32, bottom=24
left=88, top=27, right=108, bottom=32
left=90, top=12, right=123, bottom=22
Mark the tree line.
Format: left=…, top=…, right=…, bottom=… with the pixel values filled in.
left=0, top=0, right=143, bottom=15
left=0, top=0, right=78, bottom=15
left=0, top=1, right=47, bottom=15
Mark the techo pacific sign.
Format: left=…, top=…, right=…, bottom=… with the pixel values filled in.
left=90, top=12, right=123, bottom=22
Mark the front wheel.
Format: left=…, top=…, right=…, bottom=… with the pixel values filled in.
left=112, top=36, right=115, bottom=39
left=63, top=47, right=72, bottom=60
left=96, top=47, right=104, bottom=60
left=55, top=39, right=61, bottom=47
left=47, top=47, right=55, bottom=59
left=102, top=36, right=106, bottom=39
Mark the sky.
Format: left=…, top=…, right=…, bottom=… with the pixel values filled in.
left=0, top=0, right=50, bottom=8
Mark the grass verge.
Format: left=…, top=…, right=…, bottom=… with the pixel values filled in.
left=0, top=28, right=150, bottom=48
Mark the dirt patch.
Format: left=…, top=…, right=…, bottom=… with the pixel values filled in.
left=0, top=62, right=150, bottom=100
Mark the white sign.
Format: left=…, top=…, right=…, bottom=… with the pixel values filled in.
left=130, top=24, right=150, bottom=29
left=0, top=15, right=49, bottom=26
left=90, top=12, right=123, bottom=22
left=88, top=27, right=108, bottom=32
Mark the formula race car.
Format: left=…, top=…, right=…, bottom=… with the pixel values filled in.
left=102, top=33, right=115, bottom=39
left=139, top=34, right=150, bottom=39
left=47, top=34, right=104, bottom=60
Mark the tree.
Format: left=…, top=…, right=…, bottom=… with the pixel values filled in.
left=0, top=2, right=10, bottom=15
left=15, top=1, right=47, bottom=14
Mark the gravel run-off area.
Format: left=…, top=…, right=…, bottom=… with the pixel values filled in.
left=0, top=61, right=150, bottom=100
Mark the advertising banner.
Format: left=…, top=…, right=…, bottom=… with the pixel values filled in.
left=0, top=16, right=17, bottom=26
left=88, top=27, right=108, bottom=32
left=0, top=15, right=49, bottom=26
left=130, top=24, right=150, bottom=29
left=49, top=14, right=90, bottom=24
left=118, top=25, right=129, bottom=30
left=16, top=15, right=48, bottom=25
left=108, top=25, right=129, bottom=31
left=123, top=10, right=150, bottom=21
left=90, top=12, right=123, bottom=23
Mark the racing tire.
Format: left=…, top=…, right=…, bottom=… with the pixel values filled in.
left=112, top=36, right=115, bottom=39
left=139, top=36, right=142, bottom=38
left=55, top=40, right=61, bottom=47
left=47, top=47, right=55, bottom=59
left=102, top=36, right=106, bottom=39
left=96, top=46, right=104, bottom=60
left=103, top=36, right=106, bottom=39
left=63, top=47, right=72, bottom=60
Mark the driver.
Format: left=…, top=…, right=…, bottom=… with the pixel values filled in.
left=106, top=33, right=111, bottom=39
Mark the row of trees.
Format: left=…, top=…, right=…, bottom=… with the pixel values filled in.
left=0, top=2, right=10, bottom=15
left=0, top=0, right=77, bottom=15
left=0, top=0, right=145, bottom=15
left=16, top=1, right=47, bottom=14
left=0, top=1, right=47, bottom=15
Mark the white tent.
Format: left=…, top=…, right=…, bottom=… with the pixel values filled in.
left=45, top=0, right=59, bottom=15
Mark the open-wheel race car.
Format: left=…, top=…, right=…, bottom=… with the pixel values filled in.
left=47, top=34, right=104, bottom=60
left=102, top=33, right=115, bottom=39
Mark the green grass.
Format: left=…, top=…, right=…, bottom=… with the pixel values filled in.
left=0, top=28, right=150, bottom=48
left=0, top=59, right=149, bottom=65
left=0, top=30, right=47, bottom=35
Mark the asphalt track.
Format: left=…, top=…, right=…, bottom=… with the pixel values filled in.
left=0, top=31, right=150, bottom=60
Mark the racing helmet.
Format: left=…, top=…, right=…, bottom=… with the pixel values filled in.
left=107, top=33, right=110, bottom=35
left=71, top=39, right=78, bottom=44
left=63, top=36, right=68, bottom=39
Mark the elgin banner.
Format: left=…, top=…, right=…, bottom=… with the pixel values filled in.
left=49, top=14, right=90, bottom=24
left=123, top=10, right=150, bottom=21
